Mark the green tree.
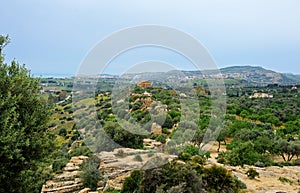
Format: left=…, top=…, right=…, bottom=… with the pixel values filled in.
left=0, top=36, right=55, bottom=192
left=102, top=121, right=144, bottom=150
left=80, top=156, right=102, bottom=191
left=121, top=170, right=143, bottom=193
left=58, top=90, right=67, bottom=101
left=124, top=159, right=245, bottom=193
left=216, top=127, right=229, bottom=152
left=272, top=139, right=300, bottom=162
left=162, top=114, right=174, bottom=129
left=0, top=35, right=9, bottom=59
left=225, top=141, right=260, bottom=166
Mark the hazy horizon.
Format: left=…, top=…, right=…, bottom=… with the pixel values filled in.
left=1, top=1, right=300, bottom=75
left=32, top=64, right=300, bottom=78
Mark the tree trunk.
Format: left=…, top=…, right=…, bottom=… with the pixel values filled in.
left=217, top=141, right=221, bottom=152
left=288, top=154, right=294, bottom=162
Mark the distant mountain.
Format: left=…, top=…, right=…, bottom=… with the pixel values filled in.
left=220, top=66, right=273, bottom=74
left=181, top=66, right=300, bottom=86
left=108, top=65, right=300, bottom=86
left=220, top=66, right=300, bottom=85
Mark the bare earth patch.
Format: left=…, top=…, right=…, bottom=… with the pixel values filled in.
left=209, top=142, right=300, bottom=193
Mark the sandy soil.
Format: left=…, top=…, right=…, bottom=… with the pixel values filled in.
left=209, top=142, right=300, bottom=193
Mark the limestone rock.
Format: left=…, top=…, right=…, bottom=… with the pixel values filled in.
left=78, top=188, right=91, bottom=193
left=151, top=122, right=162, bottom=134
left=40, top=156, right=88, bottom=193
left=54, top=171, right=81, bottom=181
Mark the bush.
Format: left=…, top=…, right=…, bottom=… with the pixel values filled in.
left=69, top=146, right=91, bottom=157
left=147, top=152, right=155, bottom=157
left=63, top=105, right=72, bottom=111
left=66, top=117, right=73, bottom=121
left=245, top=168, right=259, bottom=179
left=162, top=128, right=168, bottom=134
left=294, top=159, right=300, bottom=166
left=225, top=141, right=260, bottom=166
left=134, top=155, right=143, bottom=162
left=154, top=134, right=167, bottom=144
left=121, top=170, right=143, bottom=193
left=204, top=164, right=242, bottom=192
left=58, top=128, right=67, bottom=137
left=124, top=160, right=244, bottom=193
left=216, top=151, right=226, bottom=164
left=279, top=162, right=295, bottom=166
left=234, top=176, right=247, bottom=189
left=52, top=158, right=68, bottom=173
left=279, top=177, right=294, bottom=185
left=48, top=122, right=57, bottom=128
left=178, top=152, right=192, bottom=161
left=80, top=155, right=102, bottom=191
left=60, top=116, right=67, bottom=120
left=254, top=161, right=265, bottom=168
left=116, top=149, right=126, bottom=157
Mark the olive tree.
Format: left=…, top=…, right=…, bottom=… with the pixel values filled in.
left=0, top=36, right=55, bottom=192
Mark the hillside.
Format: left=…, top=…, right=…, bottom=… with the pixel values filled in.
left=221, top=66, right=300, bottom=85
left=182, top=66, right=300, bottom=86
left=123, top=65, right=300, bottom=86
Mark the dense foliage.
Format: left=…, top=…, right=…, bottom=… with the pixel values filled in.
left=0, top=36, right=55, bottom=193
left=122, top=157, right=246, bottom=193
left=80, top=155, right=102, bottom=191
left=221, top=86, right=300, bottom=166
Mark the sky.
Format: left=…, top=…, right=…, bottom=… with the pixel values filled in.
left=1, top=0, right=300, bottom=75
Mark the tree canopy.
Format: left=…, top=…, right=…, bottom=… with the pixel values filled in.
left=0, top=35, right=55, bottom=193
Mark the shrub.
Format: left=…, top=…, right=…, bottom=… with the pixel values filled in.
left=63, top=105, right=72, bottom=111
left=58, top=128, right=67, bottom=137
left=191, top=155, right=207, bottom=165
left=245, top=168, right=259, bottom=179
left=121, top=170, right=143, bottom=193
left=294, top=159, right=300, bottom=166
left=125, top=160, right=244, bottom=193
left=216, top=151, right=226, bottom=164
left=225, top=141, right=260, bottom=166
left=80, top=155, right=102, bottom=191
left=52, top=158, right=68, bottom=173
left=154, top=134, right=167, bottom=144
left=204, top=164, right=241, bottom=192
left=147, top=152, right=155, bottom=157
left=116, top=149, right=126, bottom=157
left=178, top=152, right=192, bottom=161
left=66, top=117, right=73, bottom=121
left=59, top=116, right=67, bottom=120
left=48, top=122, right=57, bottom=128
left=134, top=155, right=143, bottom=162
left=234, top=176, right=247, bottom=189
left=69, top=146, right=91, bottom=157
left=279, top=177, right=293, bottom=185
left=254, top=161, right=265, bottom=168
left=162, top=128, right=168, bottom=134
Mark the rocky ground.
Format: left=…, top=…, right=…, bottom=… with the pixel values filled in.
left=99, top=147, right=176, bottom=191
left=41, top=142, right=300, bottom=193
left=209, top=143, right=300, bottom=193
left=41, top=156, right=90, bottom=193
